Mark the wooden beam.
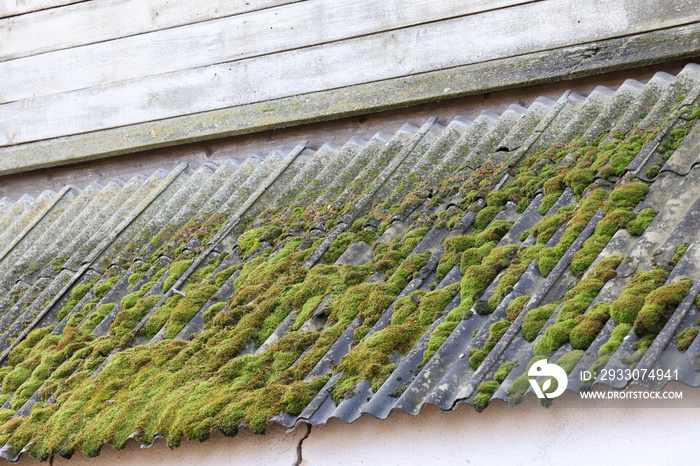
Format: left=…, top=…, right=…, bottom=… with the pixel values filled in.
left=0, top=23, right=697, bottom=176
left=0, top=0, right=304, bottom=59
left=1, top=0, right=698, bottom=146
left=0, top=0, right=537, bottom=99
left=0, top=0, right=82, bottom=19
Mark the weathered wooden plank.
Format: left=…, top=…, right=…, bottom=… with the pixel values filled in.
left=0, top=0, right=304, bottom=60
left=1, top=23, right=698, bottom=176
left=0, top=0, right=82, bottom=18
left=1, top=0, right=699, bottom=146
left=0, top=0, right=538, bottom=102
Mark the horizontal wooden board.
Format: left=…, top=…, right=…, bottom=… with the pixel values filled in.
left=1, top=23, right=698, bottom=175
left=0, top=0, right=304, bottom=60
left=0, top=0, right=82, bottom=18
left=0, top=0, right=537, bottom=101
left=1, top=0, right=699, bottom=146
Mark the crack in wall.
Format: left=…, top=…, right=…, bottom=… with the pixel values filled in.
left=292, top=423, right=312, bottom=466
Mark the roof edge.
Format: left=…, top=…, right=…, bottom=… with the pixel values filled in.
left=1, top=22, right=699, bottom=176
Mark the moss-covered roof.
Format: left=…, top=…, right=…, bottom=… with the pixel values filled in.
left=0, top=63, right=700, bottom=461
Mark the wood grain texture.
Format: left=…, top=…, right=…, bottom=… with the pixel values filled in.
left=1, top=23, right=698, bottom=176
left=0, top=0, right=304, bottom=60
left=0, top=0, right=536, bottom=101
left=0, top=0, right=82, bottom=19
left=1, top=0, right=698, bottom=146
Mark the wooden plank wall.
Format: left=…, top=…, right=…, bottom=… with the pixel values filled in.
left=1, top=0, right=699, bottom=150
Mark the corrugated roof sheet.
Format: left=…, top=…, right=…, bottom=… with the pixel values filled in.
left=0, top=63, right=699, bottom=461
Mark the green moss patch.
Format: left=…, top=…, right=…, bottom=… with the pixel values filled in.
left=568, top=183, right=649, bottom=276
left=676, top=327, right=699, bottom=352
left=56, top=282, right=97, bottom=322
left=468, top=320, right=511, bottom=370
left=161, top=259, right=193, bottom=293
left=633, top=279, right=692, bottom=338
left=610, top=268, right=669, bottom=324
left=521, top=303, right=557, bottom=341
left=534, top=257, right=620, bottom=352
left=627, top=208, right=657, bottom=236
left=1, top=100, right=696, bottom=460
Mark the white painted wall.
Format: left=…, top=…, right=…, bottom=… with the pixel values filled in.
left=21, top=384, right=699, bottom=465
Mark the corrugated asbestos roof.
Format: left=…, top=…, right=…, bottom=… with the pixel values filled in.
left=0, top=63, right=700, bottom=461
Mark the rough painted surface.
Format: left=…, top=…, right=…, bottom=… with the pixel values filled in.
left=14, top=389, right=700, bottom=465
left=0, top=64, right=699, bottom=462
